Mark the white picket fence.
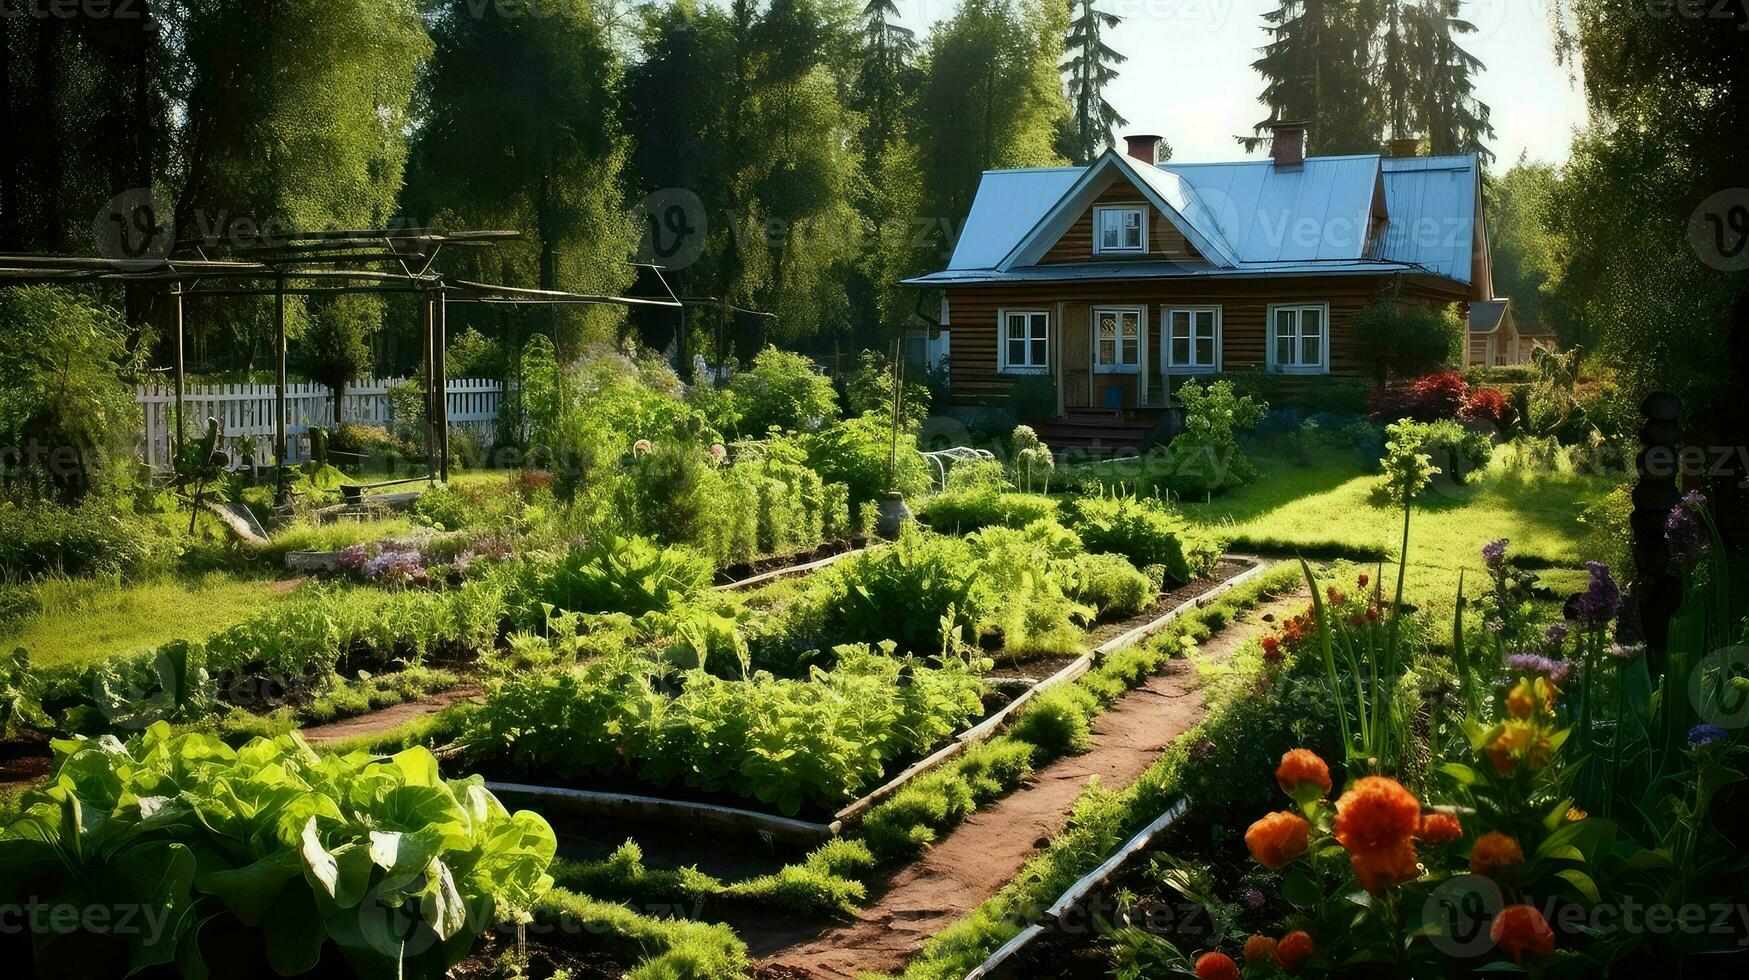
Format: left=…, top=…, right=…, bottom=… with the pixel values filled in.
left=137, top=377, right=502, bottom=470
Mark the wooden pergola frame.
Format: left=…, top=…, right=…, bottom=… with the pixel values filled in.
left=0, top=229, right=681, bottom=499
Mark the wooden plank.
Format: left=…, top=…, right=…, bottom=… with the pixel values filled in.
left=1091, top=557, right=1269, bottom=659
left=713, top=546, right=866, bottom=593
left=1046, top=798, right=1190, bottom=921
left=963, top=924, right=1046, bottom=980
left=484, top=782, right=841, bottom=846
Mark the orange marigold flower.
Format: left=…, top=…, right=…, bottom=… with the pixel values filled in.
left=1491, top=904, right=1556, bottom=963
left=1275, top=748, right=1333, bottom=799
left=1357, top=572, right=1370, bottom=587
left=1275, top=930, right=1317, bottom=972
left=1245, top=811, right=1310, bottom=869
left=1333, top=776, right=1421, bottom=856
left=1470, top=831, right=1526, bottom=877
left=1243, top=934, right=1278, bottom=965
left=1350, top=838, right=1421, bottom=894
left=1328, top=587, right=1346, bottom=604
left=1418, top=811, right=1463, bottom=845
left=1194, top=951, right=1241, bottom=980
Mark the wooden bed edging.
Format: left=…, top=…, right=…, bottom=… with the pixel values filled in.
left=714, top=545, right=866, bottom=592
left=833, top=556, right=1271, bottom=828
left=484, top=782, right=841, bottom=846
left=964, top=798, right=1192, bottom=979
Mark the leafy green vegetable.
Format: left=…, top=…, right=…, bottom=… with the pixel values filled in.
left=0, top=723, right=555, bottom=979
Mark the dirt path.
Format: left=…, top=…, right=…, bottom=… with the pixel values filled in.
left=751, top=590, right=1308, bottom=979
left=299, top=681, right=482, bottom=744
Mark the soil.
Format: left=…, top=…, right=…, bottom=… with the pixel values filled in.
left=745, top=587, right=1308, bottom=979
left=714, top=539, right=868, bottom=588
left=0, top=731, right=52, bottom=792
left=297, top=680, right=484, bottom=744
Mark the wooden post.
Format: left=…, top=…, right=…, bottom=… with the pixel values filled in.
left=422, top=294, right=436, bottom=485
left=274, top=274, right=288, bottom=503
left=1631, top=391, right=1683, bottom=668
left=172, top=287, right=186, bottom=461
left=436, top=291, right=450, bottom=483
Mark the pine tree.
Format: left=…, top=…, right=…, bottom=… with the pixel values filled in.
left=1060, top=0, right=1128, bottom=165
left=856, top=0, right=918, bottom=168
left=1246, top=0, right=1376, bottom=155
left=1405, top=0, right=1494, bottom=162
left=1370, top=0, right=1417, bottom=142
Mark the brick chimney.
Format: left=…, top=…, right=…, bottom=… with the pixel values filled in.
left=1269, top=121, right=1307, bottom=170
left=1124, top=134, right=1163, bottom=166
left=1388, top=137, right=1422, bottom=158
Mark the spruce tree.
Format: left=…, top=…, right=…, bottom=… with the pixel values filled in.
left=1406, top=0, right=1494, bottom=161
left=1060, top=0, right=1129, bottom=165
left=856, top=0, right=918, bottom=168
left=1246, top=0, right=1376, bottom=154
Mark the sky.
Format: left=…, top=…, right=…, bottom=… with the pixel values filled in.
left=889, top=0, right=1589, bottom=169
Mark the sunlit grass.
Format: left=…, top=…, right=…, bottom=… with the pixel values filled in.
left=4, top=572, right=290, bottom=670
left=1176, top=444, right=1623, bottom=619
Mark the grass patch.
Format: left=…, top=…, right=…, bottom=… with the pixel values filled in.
left=1175, top=444, right=1619, bottom=618
left=2, top=571, right=289, bottom=670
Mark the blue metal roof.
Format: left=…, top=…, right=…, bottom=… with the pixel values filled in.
left=1379, top=156, right=1479, bottom=284
left=928, top=151, right=1480, bottom=287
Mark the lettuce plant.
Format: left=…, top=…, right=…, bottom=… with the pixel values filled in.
left=0, top=723, right=555, bottom=978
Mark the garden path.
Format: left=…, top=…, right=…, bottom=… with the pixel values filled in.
left=749, top=590, right=1310, bottom=979
left=298, top=681, right=483, bottom=744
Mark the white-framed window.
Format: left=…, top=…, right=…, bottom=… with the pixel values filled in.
left=1093, top=306, right=1143, bottom=373
left=998, top=309, right=1050, bottom=374
left=1163, top=306, right=1221, bottom=372
left=1093, top=205, right=1146, bottom=254
left=1268, top=303, right=1329, bottom=373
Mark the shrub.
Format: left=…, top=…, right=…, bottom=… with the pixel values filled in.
left=1367, top=371, right=1470, bottom=422
left=1159, top=379, right=1266, bottom=497
left=1351, top=300, right=1463, bottom=381
left=730, top=347, right=840, bottom=435
left=618, top=440, right=712, bottom=544
left=922, top=487, right=1058, bottom=532
left=1457, top=384, right=1516, bottom=431
left=1067, top=494, right=1222, bottom=585
left=801, top=412, right=930, bottom=505
left=966, top=521, right=1093, bottom=657
left=0, top=724, right=557, bottom=979
left=807, top=529, right=983, bottom=654
left=1069, top=552, right=1158, bottom=619
left=843, top=348, right=931, bottom=426
left=1377, top=418, right=1493, bottom=486
left=0, top=499, right=162, bottom=580
left=0, top=286, right=139, bottom=500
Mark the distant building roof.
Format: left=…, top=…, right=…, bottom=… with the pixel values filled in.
left=912, top=149, right=1482, bottom=288
left=1469, top=298, right=1512, bottom=334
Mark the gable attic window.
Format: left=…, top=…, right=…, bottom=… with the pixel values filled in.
left=1093, top=205, right=1146, bottom=254
left=999, top=309, right=1050, bottom=374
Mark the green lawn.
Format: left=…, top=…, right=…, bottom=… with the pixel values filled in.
left=1175, top=443, right=1623, bottom=617
left=4, top=572, right=290, bottom=670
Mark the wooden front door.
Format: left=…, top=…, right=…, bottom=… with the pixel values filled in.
left=1061, top=303, right=1090, bottom=409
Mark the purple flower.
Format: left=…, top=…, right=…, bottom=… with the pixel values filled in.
left=1541, top=621, right=1570, bottom=653
left=1688, top=724, right=1729, bottom=749
left=1571, top=561, right=1621, bottom=628
left=1482, top=538, right=1510, bottom=573
left=1666, top=491, right=1709, bottom=572
left=1505, top=652, right=1575, bottom=685
left=337, top=544, right=368, bottom=570
left=1241, top=887, right=1265, bottom=909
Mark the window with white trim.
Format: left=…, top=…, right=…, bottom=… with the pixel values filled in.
left=1094, top=205, right=1146, bottom=254
left=999, top=309, right=1050, bottom=373
left=1093, top=307, right=1142, bottom=373
left=1269, top=303, right=1328, bottom=373
left=1164, top=307, right=1220, bottom=371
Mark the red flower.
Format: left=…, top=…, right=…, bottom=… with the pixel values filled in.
left=1491, top=904, right=1555, bottom=963
left=1333, top=777, right=1421, bottom=856
left=1261, top=634, right=1282, bottom=662
left=1357, top=573, right=1370, bottom=587
left=1275, top=931, right=1316, bottom=972
left=1417, top=812, right=1463, bottom=845
left=1275, top=748, right=1332, bottom=799
left=1245, top=811, right=1310, bottom=869
left=1470, top=831, right=1525, bottom=877
left=1349, top=838, right=1421, bottom=894
left=1243, top=935, right=1278, bottom=965
left=1194, top=951, right=1241, bottom=980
